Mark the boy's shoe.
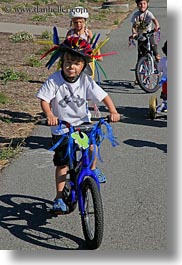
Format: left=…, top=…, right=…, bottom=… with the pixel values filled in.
left=156, top=101, right=167, bottom=113
left=52, top=198, right=68, bottom=214
left=92, top=168, right=106, bottom=183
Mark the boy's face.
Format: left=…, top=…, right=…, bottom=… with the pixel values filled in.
left=137, top=0, right=148, bottom=12
left=62, top=52, right=85, bottom=79
left=72, top=18, right=86, bottom=31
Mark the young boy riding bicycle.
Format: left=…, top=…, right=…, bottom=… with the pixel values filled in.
left=130, top=0, right=161, bottom=61
left=36, top=36, right=120, bottom=214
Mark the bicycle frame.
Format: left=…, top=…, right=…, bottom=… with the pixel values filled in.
left=64, top=119, right=113, bottom=215
left=69, top=145, right=100, bottom=216
left=137, top=31, right=154, bottom=59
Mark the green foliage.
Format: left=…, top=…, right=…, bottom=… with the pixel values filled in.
left=9, top=31, right=34, bottom=43
left=31, top=14, right=48, bottom=21
left=26, top=55, right=42, bottom=67
left=114, top=20, right=119, bottom=25
left=0, top=0, right=14, bottom=3
left=40, top=30, right=52, bottom=40
left=0, top=92, right=8, bottom=104
left=0, top=139, right=24, bottom=160
left=0, top=68, right=28, bottom=84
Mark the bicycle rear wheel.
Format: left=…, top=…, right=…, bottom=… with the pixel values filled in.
left=135, top=55, right=160, bottom=93
left=81, top=177, right=104, bottom=249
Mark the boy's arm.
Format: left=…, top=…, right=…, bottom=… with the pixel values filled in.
left=41, top=99, right=58, bottom=126
left=130, top=24, right=137, bottom=39
left=103, top=95, right=120, bottom=122
left=152, top=17, right=160, bottom=31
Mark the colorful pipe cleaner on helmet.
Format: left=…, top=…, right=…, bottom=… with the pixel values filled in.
left=40, top=26, right=118, bottom=81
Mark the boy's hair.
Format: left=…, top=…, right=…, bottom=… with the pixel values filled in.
left=135, top=0, right=149, bottom=4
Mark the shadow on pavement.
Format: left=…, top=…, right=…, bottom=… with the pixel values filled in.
left=99, top=105, right=167, bottom=128
left=0, top=194, right=87, bottom=250
left=99, top=79, right=145, bottom=94
left=24, top=135, right=52, bottom=150
left=123, top=139, right=167, bottom=153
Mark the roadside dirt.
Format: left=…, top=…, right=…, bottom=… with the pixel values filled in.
left=0, top=0, right=136, bottom=170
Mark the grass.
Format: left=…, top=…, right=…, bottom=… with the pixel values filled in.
left=0, top=139, right=24, bottom=161
left=0, top=92, right=8, bottom=104
left=0, top=68, right=28, bottom=84
left=26, top=54, right=42, bottom=67
left=40, top=30, right=52, bottom=40
left=0, top=116, right=12, bottom=123
left=30, top=13, right=55, bottom=22
left=9, top=31, right=34, bottom=43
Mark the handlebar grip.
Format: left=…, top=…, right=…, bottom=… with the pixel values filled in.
left=106, top=115, right=111, bottom=123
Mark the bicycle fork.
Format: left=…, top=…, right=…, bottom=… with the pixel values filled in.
left=77, top=168, right=100, bottom=215
left=147, top=53, right=155, bottom=75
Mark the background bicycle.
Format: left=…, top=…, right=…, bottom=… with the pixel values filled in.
left=129, top=29, right=160, bottom=93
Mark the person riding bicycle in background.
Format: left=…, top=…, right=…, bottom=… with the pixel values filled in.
left=156, top=40, right=167, bottom=113
left=36, top=36, right=120, bottom=213
left=130, top=0, right=161, bottom=61
left=66, top=6, right=103, bottom=63
left=66, top=6, right=92, bottom=42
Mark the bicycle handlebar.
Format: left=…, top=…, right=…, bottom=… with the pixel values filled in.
left=58, top=116, right=111, bottom=132
left=134, top=29, right=156, bottom=40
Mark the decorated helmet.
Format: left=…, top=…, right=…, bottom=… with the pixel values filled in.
left=60, top=36, right=93, bottom=63
left=40, top=27, right=118, bottom=72
left=41, top=36, right=93, bottom=69
left=135, top=0, right=149, bottom=3
left=69, top=6, right=89, bottom=19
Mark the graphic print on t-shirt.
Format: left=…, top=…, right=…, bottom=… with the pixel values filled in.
left=58, top=85, right=85, bottom=108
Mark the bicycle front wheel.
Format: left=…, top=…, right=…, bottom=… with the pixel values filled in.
left=135, top=56, right=160, bottom=93
left=81, top=177, right=104, bottom=249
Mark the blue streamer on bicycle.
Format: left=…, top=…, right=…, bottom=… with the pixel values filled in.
left=49, top=134, right=66, bottom=151
left=49, top=120, right=68, bottom=152
left=102, top=120, right=119, bottom=147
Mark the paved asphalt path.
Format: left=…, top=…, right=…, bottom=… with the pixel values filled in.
left=0, top=0, right=168, bottom=252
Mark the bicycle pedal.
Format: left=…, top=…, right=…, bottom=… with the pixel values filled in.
left=48, top=208, right=69, bottom=215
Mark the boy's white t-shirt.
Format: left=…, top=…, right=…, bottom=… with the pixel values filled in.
left=36, top=71, right=108, bottom=135
left=130, top=10, right=155, bottom=33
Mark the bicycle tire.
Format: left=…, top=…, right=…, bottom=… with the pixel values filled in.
left=81, top=177, right=104, bottom=249
left=135, top=55, right=160, bottom=93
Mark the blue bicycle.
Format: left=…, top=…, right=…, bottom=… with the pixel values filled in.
left=49, top=117, right=119, bottom=249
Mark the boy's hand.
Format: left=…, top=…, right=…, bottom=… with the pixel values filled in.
left=47, top=114, right=59, bottom=126
left=154, top=27, right=160, bottom=32
left=109, top=113, right=121, bottom=122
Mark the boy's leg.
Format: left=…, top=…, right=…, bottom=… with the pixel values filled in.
left=52, top=165, right=69, bottom=213
left=51, top=135, right=70, bottom=213
left=89, top=144, right=106, bottom=183
left=55, top=165, right=68, bottom=199
left=150, top=35, right=160, bottom=61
